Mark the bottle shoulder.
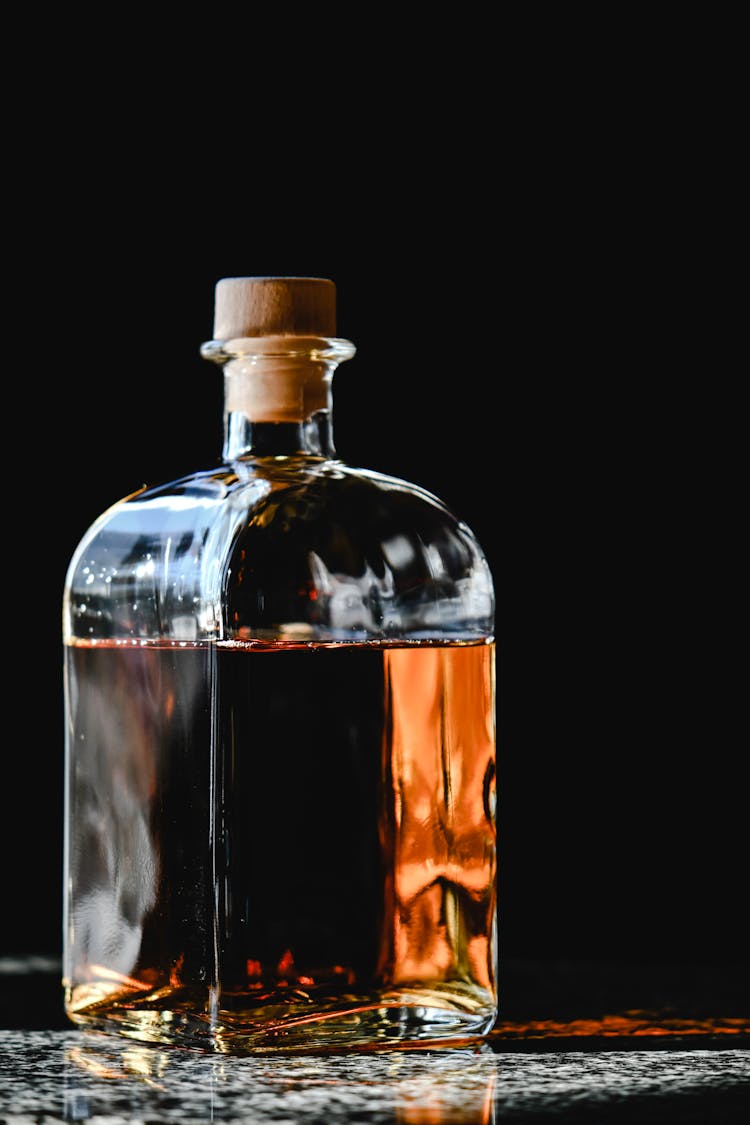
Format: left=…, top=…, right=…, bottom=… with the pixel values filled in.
left=65, top=458, right=494, bottom=643
left=71, top=458, right=484, bottom=547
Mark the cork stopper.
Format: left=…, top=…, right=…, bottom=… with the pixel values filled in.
left=213, top=277, right=337, bottom=340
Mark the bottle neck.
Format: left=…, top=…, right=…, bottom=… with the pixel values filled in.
left=201, top=336, right=356, bottom=461
left=223, top=409, right=335, bottom=459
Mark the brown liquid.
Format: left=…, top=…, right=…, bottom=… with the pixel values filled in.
left=64, top=639, right=496, bottom=1049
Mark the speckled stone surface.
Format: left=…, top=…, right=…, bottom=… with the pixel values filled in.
left=0, top=1030, right=748, bottom=1123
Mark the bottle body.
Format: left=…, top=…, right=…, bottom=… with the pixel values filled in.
left=63, top=280, right=497, bottom=1051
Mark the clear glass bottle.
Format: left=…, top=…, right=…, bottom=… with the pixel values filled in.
left=63, top=276, right=497, bottom=1052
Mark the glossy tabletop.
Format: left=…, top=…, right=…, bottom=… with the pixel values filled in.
left=1, top=957, right=748, bottom=1123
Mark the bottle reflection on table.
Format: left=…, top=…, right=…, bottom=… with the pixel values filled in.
left=64, top=1033, right=497, bottom=1124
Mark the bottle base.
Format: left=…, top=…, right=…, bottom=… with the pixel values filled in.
left=66, top=984, right=497, bottom=1054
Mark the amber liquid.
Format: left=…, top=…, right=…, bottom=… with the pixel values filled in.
left=64, top=639, right=496, bottom=1050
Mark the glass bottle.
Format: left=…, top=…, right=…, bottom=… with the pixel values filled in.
left=63, top=276, right=497, bottom=1052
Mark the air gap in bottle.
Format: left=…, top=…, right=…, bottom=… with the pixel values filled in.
left=62, top=276, right=497, bottom=1052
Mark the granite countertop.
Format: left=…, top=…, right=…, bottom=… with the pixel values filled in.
left=1, top=957, right=749, bottom=1123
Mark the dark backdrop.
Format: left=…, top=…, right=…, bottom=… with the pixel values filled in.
left=1, top=46, right=744, bottom=986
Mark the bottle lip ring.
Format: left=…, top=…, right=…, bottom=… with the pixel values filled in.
left=201, top=336, right=356, bottom=364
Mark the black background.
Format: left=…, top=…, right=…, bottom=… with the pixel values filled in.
left=1, top=21, right=745, bottom=997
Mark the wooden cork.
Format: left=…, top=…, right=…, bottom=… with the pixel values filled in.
left=213, top=277, right=337, bottom=340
